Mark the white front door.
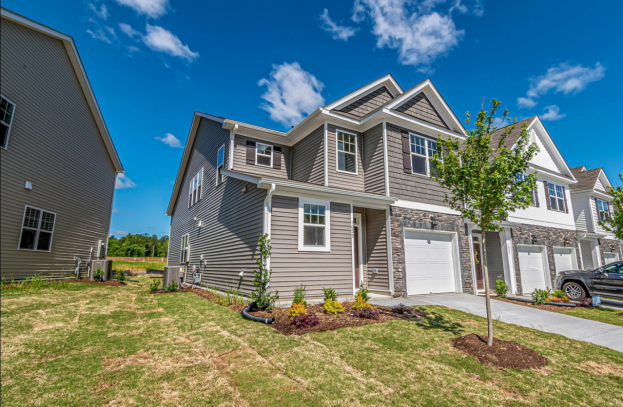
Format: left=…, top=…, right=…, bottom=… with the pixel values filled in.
left=604, top=252, right=620, bottom=265
left=404, top=230, right=457, bottom=295
left=553, top=247, right=575, bottom=272
left=518, top=246, right=547, bottom=294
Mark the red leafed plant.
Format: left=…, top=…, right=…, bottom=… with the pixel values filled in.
left=293, top=313, right=319, bottom=328
left=353, top=308, right=380, bottom=320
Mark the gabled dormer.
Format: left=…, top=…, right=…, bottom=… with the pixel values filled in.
left=569, top=166, right=615, bottom=237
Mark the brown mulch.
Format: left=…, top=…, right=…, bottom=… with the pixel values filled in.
left=452, top=334, right=548, bottom=369
left=494, top=297, right=577, bottom=313
left=616, top=312, right=623, bottom=317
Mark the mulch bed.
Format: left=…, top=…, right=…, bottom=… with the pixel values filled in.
left=616, top=312, right=623, bottom=317
left=494, top=297, right=580, bottom=313
left=68, top=279, right=127, bottom=287
left=452, top=334, right=548, bottom=369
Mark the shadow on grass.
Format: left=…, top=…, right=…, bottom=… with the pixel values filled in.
left=417, top=312, right=465, bottom=336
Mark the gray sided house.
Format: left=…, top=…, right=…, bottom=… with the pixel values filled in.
left=0, top=9, right=123, bottom=280
left=166, top=74, right=607, bottom=300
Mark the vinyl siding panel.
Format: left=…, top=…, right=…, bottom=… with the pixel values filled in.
left=327, top=124, right=364, bottom=191
left=365, top=208, right=389, bottom=291
left=291, top=125, right=324, bottom=185
left=1, top=19, right=116, bottom=279
left=394, top=93, right=449, bottom=129
left=233, top=135, right=290, bottom=179
left=270, top=196, right=353, bottom=299
left=169, top=118, right=265, bottom=295
left=336, top=86, right=393, bottom=118
left=571, top=195, right=592, bottom=232
left=362, top=123, right=386, bottom=195
left=386, top=122, right=450, bottom=206
left=485, top=232, right=504, bottom=288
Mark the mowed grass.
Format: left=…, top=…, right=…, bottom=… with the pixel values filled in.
left=112, top=260, right=166, bottom=271
left=558, top=306, right=623, bottom=327
left=2, top=279, right=623, bottom=406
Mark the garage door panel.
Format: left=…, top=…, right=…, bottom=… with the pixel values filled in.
left=518, top=246, right=546, bottom=294
left=553, top=248, right=574, bottom=272
left=405, top=231, right=456, bottom=295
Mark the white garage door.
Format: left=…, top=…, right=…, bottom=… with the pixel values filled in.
left=604, top=252, right=620, bottom=265
left=518, top=246, right=547, bottom=294
left=404, top=231, right=457, bottom=295
left=553, top=248, right=575, bottom=272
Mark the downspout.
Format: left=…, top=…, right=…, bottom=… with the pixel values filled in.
left=263, top=183, right=276, bottom=280
left=386, top=204, right=395, bottom=296
left=228, top=124, right=238, bottom=170
left=382, top=119, right=390, bottom=197
left=324, top=120, right=329, bottom=187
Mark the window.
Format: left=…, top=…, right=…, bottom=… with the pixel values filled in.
left=409, top=134, right=438, bottom=176
left=18, top=206, right=56, bottom=251
left=597, top=199, right=610, bottom=220
left=188, top=169, right=203, bottom=207
left=180, top=234, right=189, bottom=263
left=547, top=183, right=565, bottom=211
left=336, top=130, right=357, bottom=173
left=603, top=262, right=623, bottom=274
left=515, top=174, right=538, bottom=205
left=298, top=198, right=330, bottom=251
left=1, top=95, right=16, bottom=149
left=217, top=145, right=225, bottom=185
left=256, top=143, right=273, bottom=167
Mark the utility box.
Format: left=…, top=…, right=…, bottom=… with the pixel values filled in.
left=163, top=266, right=185, bottom=290
left=90, top=259, right=113, bottom=281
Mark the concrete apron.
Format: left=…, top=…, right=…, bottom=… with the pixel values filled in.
left=370, top=293, right=623, bottom=353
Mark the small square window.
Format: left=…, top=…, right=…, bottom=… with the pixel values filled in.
left=256, top=143, right=273, bottom=167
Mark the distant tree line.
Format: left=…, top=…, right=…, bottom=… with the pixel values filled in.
left=107, top=234, right=169, bottom=257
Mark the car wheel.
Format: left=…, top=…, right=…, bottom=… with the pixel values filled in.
left=562, top=282, right=586, bottom=300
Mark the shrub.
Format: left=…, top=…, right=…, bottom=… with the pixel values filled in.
left=293, top=313, right=319, bottom=328
left=392, top=303, right=415, bottom=316
left=577, top=298, right=593, bottom=308
left=352, top=291, right=372, bottom=311
left=149, top=279, right=161, bottom=293
left=353, top=307, right=380, bottom=320
left=322, top=287, right=338, bottom=302
left=532, top=288, right=552, bottom=305
left=324, top=300, right=344, bottom=315
left=250, top=234, right=279, bottom=311
left=293, top=284, right=307, bottom=306
left=115, top=269, right=126, bottom=283
left=93, top=267, right=104, bottom=282
left=165, top=281, right=178, bottom=292
left=495, top=279, right=509, bottom=298
left=226, top=284, right=245, bottom=306
left=288, top=302, right=306, bottom=319
left=355, top=285, right=370, bottom=302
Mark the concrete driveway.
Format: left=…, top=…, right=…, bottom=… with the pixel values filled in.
left=370, top=294, right=623, bottom=353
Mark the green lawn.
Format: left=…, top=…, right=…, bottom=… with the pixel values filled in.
left=558, top=306, right=623, bottom=327
left=2, top=279, right=623, bottom=406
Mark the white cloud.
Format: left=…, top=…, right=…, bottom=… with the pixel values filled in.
left=112, top=208, right=120, bottom=213
left=114, top=0, right=168, bottom=18
left=125, top=45, right=141, bottom=56
left=320, top=9, right=358, bottom=41
left=115, top=173, right=136, bottom=189
left=119, top=22, right=141, bottom=38
left=86, top=26, right=116, bottom=44
left=258, top=62, right=325, bottom=128
left=541, top=105, right=566, bottom=121
left=352, top=0, right=465, bottom=72
left=88, top=3, right=109, bottom=20
left=143, top=24, right=199, bottom=62
left=517, top=62, right=605, bottom=108
left=451, top=0, right=484, bottom=16
left=111, top=230, right=129, bottom=235
left=155, top=133, right=183, bottom=148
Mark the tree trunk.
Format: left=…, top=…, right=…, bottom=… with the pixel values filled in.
left=481, top=231, right=494, bottom=346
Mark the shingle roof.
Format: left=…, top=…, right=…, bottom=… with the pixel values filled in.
left=489, top=116, right=537, bottom=151
left=569, top=167, right=603, bottom=191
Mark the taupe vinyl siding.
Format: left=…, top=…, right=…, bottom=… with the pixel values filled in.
left=1, top=19, right=116, bottom=279
left=362, top=123, right=386, bottom=195
left=386, top=123, right=450, bottom=206
left=485, top=232, right=504, bottom=288
left=270, top=196, right=353, bottom=299
left=394, top=93, right=449, bottom=129
left=572, top=196, right=591, bottom=232
left=291, top=125, right=324, bottom=185
left=233, top=135, right=290, bottom=179
left=365, top=208, right=389, bottom=291
left=169, top=117, right=265, bottom=295
left=337, top=86, right=393, bottom=118
left=327, top=124, right=364, bottom=191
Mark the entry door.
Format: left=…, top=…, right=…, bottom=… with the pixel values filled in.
left=517, top=246, right=547, bottom=294
left=472, top=234, right=484, bottom=291
left=553, top=247, right=575, bottom=272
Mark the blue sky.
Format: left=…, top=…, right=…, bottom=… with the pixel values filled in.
left=5, top=0, right=622, bottom=237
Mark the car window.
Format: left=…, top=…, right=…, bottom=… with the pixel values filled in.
left=602, top=263, right=623, bottom=274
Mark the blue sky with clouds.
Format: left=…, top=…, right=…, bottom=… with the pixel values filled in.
left=4, top=0, right=622, bottom=237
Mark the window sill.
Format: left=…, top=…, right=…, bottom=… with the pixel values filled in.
left=336, top=169, right=359, bottom=176
left=17, top=248, right=52, bottom=252
left=297, top=246, right=331, bottom=253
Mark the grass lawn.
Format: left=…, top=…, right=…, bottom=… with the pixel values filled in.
left=2, top=278, right=623, bottom=406
left=112, top=259, right=166, bottom=271
left=558, top=306, right=623, bottom=327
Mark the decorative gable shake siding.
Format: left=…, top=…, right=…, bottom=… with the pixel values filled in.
left=1, top=19, right=116, bottom=279
left=233, top=135, right=290, bottom=179
left=386, top=123, right=449, bottom=206
left=270, top=196, right=353, bottom=299
left=168, top=117, right=264, bottom=294
left=291, top=125, right=324, bottom=185
left=327, top=124, right=364, bottom=191
left=337, top=86, right=393, bottom=118
left=362, top=123, right=386, bottom=195
left=394, top=93, right=449, bottom=129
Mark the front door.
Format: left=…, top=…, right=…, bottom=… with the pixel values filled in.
left=472, top=234, right=484, bottom=291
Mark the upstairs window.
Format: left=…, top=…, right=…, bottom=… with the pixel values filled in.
left=180, top=234, right=189, bottom=263
left=217, top=145, right=225, bottom=185
left=515, top=174, right=538, bottom=206
left=409, top=134, right=438, bottom=176
left=1, top=96, right=15, bottom=149
left=256, top=143, right=273, bottom=167
left=546, top=182, right=566, bottom=212
left=336, top=130, right=357, bottom=174
left=188, top=169, right=203, bottom=207
left=597, top=199, right=610, bottom=220
left=19, top=206, right=56, bottom=251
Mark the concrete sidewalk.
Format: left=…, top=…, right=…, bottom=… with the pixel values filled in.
left=370, top=294, right=623, bottom=353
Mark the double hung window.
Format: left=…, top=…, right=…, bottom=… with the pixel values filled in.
left=217, top=145, right=225, bottom=184
left=548, top=183, right=565, bottom=211
left=298, top=199, right=330, bottom=251
left=336, top=130, right=357, bottom=173
left=19, top=206, right=56, bottom=251
left=189, top=169, right=203, bottom=207
left=1, top=96, right=15, bottom=149
left=409, top=134, right=438, bottom=176
left=256, top=143, right=273, bottom=167
left=597, top=199, right=610, bottom=220
left=180, top=234, right=189, bottom=263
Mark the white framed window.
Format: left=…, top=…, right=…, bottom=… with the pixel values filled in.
left=188, top=169, right=203, bottom=207
left=336, top=130, right=358, bottom=174
left=18, top=206, right=56, bottom=252
left=547, top=183, right=565, bottom=211
left=1, top=95, right=16, bottom=149
left=180, top=234, right=189, bottom=263
left=597, top=199, right=610, bottom=220
left=515, top=173, right=538, bottom=205
left=255, top=142, right=273, bottom=167
left=409, top=133, right=438, bottom=176
left=216, top=144, right=225, bottom=185
left=298, top=197, right=331, bottom=252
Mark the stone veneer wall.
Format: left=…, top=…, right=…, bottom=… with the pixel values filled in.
left=389, top=207, right=473, bottom=297
left=510, top=225, right=580, bottom=295
left=598, top=238, right=623, bottom=266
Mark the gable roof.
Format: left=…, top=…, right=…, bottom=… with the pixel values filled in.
left=569, top=166, right=612, bottom=192
left=324, top=73, right=403, bottom=111
left=1, top=8, right=123, bottom=172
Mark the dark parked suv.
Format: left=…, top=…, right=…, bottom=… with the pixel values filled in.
left=554, top=261, right=623, bottom=301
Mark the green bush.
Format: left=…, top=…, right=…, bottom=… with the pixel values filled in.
left=115, top=269, right=126, bottom=283
left=355, top=285, right=370, bottom=303
left=553, top=289, right=566, bottom=298
left=322, top=287, right=337, bottom=303
left=293, top=284, right=307, bottom=305
left=323, top=300, right=344, bottom=315
left=93, top=267, right=104, bottom=282
left=532, top=288, right=552, bottom=305
left=149, top=279, right=161, bottom=293
left=250, top=234, right=279, bottom=310
left=495, top=279, right=509, bottom=298
left=165, top=281, right=178, bottom=292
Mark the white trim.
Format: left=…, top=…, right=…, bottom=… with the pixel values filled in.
left=324, top=74, right=403, bottom=111
left=335, top=128, right=359, bottom=175
left=351, top=207, right=356, bottom=294
left=255, top=142, right=274, bottom=167
left=384, top=110, right=465, bottom=140
left=393, top=200, right=461, bottom=215
left=0, top=94, right=16, bottom=150
left=506, top=215, right=576, bottom=230
left=408, top=132, right=438, bottom=177
left=216, top=144, right=225, bottom=185
left=382, top=120, right=390, bottom=197
left=17, top=205, right=57, bottom=252
left=228, top=124, right=237, bottom=170
left=500, top=228, right=518, bottom=295
left=468, top=227, right=479, bottom=295
left=386, top=206, right=394, bottom=295
left=180, top=233, right=190, bottom=264
left=324, top=120, right=329, bottom=186
left=298, top=197, right=331, bottom=252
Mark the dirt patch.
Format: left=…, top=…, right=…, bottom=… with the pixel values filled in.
left=579, top=361, right=623, bottom=378
left=452, top=334, right=548, bottom=369
left=616, top=312, right=623, bottom=317
left=68, top=279, right=127, bottom=287
left=494, top=297, right=578, bottom=313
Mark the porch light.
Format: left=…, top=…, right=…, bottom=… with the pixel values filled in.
left=430, top=215, right=438, bottom=229
left=564, top=239, right=570, bottom=247
left=531, top=234, right=537, bottom=245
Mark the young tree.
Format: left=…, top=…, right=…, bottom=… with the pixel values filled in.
left=430, top=100, right=539, bottom=346
left=599, top=173, right=623, bottom=240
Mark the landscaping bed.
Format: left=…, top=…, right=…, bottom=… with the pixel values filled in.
left=494, top=297, right=575, bottom=312
left=452, top=334, right=548, bottom=369
left=68, top=278, right=127, bottom=287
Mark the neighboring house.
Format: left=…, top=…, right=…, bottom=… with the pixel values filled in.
left=569, top=166, right=622, bottom=267
left=0, top=9, right=123, bottom=280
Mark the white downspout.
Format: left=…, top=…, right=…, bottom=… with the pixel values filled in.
left=324, top=120, right=329, bottom=187
left=386, top=204, right=395, bottom=296
left=263, top=183, right=276, bottom=287
left=228, top=124, right=238, bottom=170
left=382, top=119, right=390, bottom=197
